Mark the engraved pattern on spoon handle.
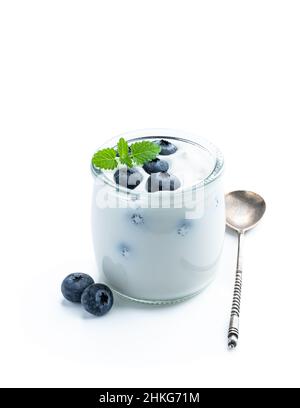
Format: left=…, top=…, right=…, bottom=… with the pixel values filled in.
left=228, top=232, right=244, bottom=349
left=228, top=269, right=242, bottom=347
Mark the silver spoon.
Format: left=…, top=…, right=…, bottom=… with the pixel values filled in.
left=226, top=191, right=266, bottom=349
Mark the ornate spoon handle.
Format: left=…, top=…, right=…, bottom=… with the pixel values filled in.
left=228, top=232, right=244, bottom=349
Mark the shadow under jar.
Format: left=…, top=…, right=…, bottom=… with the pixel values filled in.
left=91, top=129, right=225, bottom=304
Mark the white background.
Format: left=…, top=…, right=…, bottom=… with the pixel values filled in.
left=0, top=0, right=299, bottom=388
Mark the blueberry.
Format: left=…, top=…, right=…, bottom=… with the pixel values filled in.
left=178, top=224, right=190, bottom=237
left=61, top=273, right=94, bottom=303
left=121, top=246, right=130, bottom=258
left=131, top=214, right=144, bottom=225
left=114, top=168, right=143, bottom=190
left=143, top=158, right=169, bottom=174
left=146, top=172, right=181, bottom=192
left=81, top=283, right=114, bottom=316
left=154, top=139, right=177, bottom=155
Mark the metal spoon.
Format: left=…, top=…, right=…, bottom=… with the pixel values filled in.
left=226, top=191, right=266, bottom=349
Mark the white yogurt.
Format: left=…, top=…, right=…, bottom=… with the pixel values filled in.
left=92, top=130, right=225, bottom=303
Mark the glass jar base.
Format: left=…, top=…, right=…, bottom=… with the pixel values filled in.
left=110, top=277, right=215, bottom=305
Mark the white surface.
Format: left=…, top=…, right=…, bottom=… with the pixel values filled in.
left=0, top=0, right=299, bottom=388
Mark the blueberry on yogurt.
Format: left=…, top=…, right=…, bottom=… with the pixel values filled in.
left=61, top=273, right=94, bottom=303
left=146, top=172, right=181, bottom=192
left=114, top=168, right=143, bottom=190
left=143, top=158, right=169, bottom=174
left=81, top=283, right=114, bottom=317
left=154, top=139, right=177, bottom=155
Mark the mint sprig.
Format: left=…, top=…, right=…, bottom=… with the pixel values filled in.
left=92, top=138, right=161, bottom=170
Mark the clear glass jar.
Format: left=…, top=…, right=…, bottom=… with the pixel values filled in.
left=91, top=129, right=225, bottom=304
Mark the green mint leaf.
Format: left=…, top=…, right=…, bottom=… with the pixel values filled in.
left=121, top=155, right=133, bottom=168
left=130, top=141, right=161, bottom=165
left=117, top=137, right=133, bottom=167
left=117, top=138, right=129, bottom=160
left=92, top=148, right=117, bottom=170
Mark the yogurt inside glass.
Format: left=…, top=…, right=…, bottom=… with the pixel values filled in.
left=91, top=129, right=225, bottom=304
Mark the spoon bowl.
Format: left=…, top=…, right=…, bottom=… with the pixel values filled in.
left=226, top=191, right=266, bottom=233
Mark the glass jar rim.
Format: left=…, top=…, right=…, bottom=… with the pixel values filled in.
left=91, top=128, right=224, bottom=198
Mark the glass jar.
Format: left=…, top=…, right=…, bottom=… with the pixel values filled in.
left=91, top=129, right=225, bottom=304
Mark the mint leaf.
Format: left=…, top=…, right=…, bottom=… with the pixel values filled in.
left=117, top=138, right=129, bottom=160
left=130, top=141, right=161, bottom=165
left=117, top=137, right=133, bottom=167
left=92, top=148, right=117, bottom=170
left=121, top=155, right=133, bottom=168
